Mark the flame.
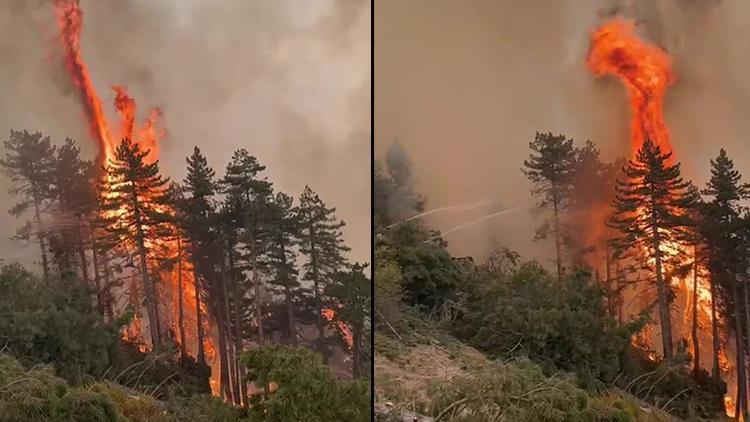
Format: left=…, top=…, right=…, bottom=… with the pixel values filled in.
left=588, top=18, right=733, bottom=414
left=52, top=0, right=218, bottom=393
left=587, top=18, right=675, bottom=156
left=322, top=308, right=354, bottom=351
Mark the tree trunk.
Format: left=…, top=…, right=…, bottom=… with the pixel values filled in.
left=226, top=237, right=247, bottom=406
left=91, top=230, right=103, bottom=316
left=216, top=312, right=233, bottom=403
left=691, top=247, right=700, bottom=375
left=552, top=195, right=562, bottom=282
left=102, top=250, right=114, bottom=321
left=732, top=276, right=748, bottom=419
left=193, top=265, right=206, bottom=367
left=177, top=235, right=186, bottom=359
left=743, top=276, right=750, bottom=409
left=616, top=259, right=623, bottom=325
left=605, top=242, right=615, bottom=319
left=137, top=234, right=158, bottom=347
left=711, top=272, right=721, bottom=380
left=652, top=214, right=672, bottom=360
left=249, top=230, right=264, bottom=346
left=308, top=223, right=327, bottom=360
left=220, top=251, right=240, bottom=405
left=280, top=238, right=297, bottom=346
left=77, top=222, right=89, bottom=286
left=352, top=322, right=361, bottom=378
left=285, top=283, right=297, bottom=346
left=33, top=195, right=49, bottom=282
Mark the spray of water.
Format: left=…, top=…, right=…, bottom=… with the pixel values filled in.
left=426, top=206, right=531, bottom=242
left=386, top=199, right=504, bottom=229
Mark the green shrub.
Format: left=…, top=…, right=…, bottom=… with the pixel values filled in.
left=241, top=345, right=369, bottom=422
left=0, top=354, right=120, bottom=422
left=454, top=262, right=641, bottom=383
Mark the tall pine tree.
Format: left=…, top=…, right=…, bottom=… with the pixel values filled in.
left=100, top=138, right=172, bottom=348
left=266, top=192, right=301, bottom=346
left=0, top=130, right=57, bottom=281
left=609, top=138, right=697, bottom=361
left=701, top=148, right=750, bottom=416
left=298, top=186, right=350, bottom=359
left=522, top=132, right=576, bottom=281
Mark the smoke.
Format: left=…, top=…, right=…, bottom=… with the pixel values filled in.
left=375, top=0, right=749, bottom=263
left=0, top=0, right=370, bottom=265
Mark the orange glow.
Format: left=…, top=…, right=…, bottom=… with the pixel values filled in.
left=53, top=0, right=218, bottom=393
left=586, top=18, right=675, bottom=157
left=322, top=308, right=354, bottom=351
left=587, top=18, right=732, bottom=414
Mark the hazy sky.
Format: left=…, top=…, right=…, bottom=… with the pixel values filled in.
left=0, top=0, right=371, bottom=267
left=376, top=0, right=750, bottom=264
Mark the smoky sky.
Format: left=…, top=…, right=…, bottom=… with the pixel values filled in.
left=375, top=0, right=750, bottom=264
left=0, top=0, right=371, bottom=267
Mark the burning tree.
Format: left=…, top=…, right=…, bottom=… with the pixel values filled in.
left=99, top=138, right=173, bottom=348
left=608, top=138, right=697, bottom=360
left=701, top=149, right=750, bottom=417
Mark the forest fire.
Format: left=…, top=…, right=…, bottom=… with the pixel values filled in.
left=322, top=308, right=354, bottom=350
left=53, top=0, right=217, bottom=390
left=587, top=18, right=734, bottom=414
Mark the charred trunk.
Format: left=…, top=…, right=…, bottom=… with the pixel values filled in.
left=732, top=275, right=748, bottom=419
left=652, top=212, right=672, bottom=360
left=710, top=273, right=721, bottom=380
left=193, top=265, right=206, bottom=367
left=691, top=247, right=700, bottom=375
left=33, top=195, right=49, bottom=282
left=177, top=235, right=187, bottom=359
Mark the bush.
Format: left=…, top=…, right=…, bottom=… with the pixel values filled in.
left=241, top=345, right=369, bottom=422
left=425, top=357, right=671, bottom=422
left=0, top=263, right=123, bottom=382
left=454, top=262, right=641, bottom=383
left=0, top=353, right=120, bottom=422
left=379, top=223, right=461, bottom=312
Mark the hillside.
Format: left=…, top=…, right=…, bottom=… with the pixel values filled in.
left=374, top=304, right=681, bottom=422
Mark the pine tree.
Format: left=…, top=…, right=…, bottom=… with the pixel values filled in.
left=100, top=138, right=172, bottom=347
left=221, top=149, right=273, bottom=347
left=178, top=146, right=218, bottom=370
left=0, top=130, right=57, bottom=281
left=49, top=138, right=96, bottom=283
left=298, top=185, right=350, bottom=359
left=325, top=263, right=370, bottom=378
left=609, top=138, right=697, bottom=361
left=700, top=148, right=750, bottom=416
left=522, top=132, right=576, bottom=281
left=266, top=192, right=301, bottom=346
left=384, top=140, right=424, bottom=223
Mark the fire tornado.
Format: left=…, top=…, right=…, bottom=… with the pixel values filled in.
left=586, top=18, right=675, bottom=158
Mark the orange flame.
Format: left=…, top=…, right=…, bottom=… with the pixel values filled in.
left=322, top=308, right=354, bottom=351
left=53, top=0, right=218, bottom=393
left=587, top=18, right=675, bottom=157
left=587, top=18, right=732, bottom=414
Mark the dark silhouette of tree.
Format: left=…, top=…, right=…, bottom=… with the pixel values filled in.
left=266, top=192, right=301, bottom=346
left=522, top=132, right=576, bottom=281
left=326, top=263, right=370, bottom=378
left=298, top=186, right=350, bottom=359
left=700, top=148, right=750, bottom=417
left=0, top=130, right=57, bottom=281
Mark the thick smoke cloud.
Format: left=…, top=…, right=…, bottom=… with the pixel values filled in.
left=375, top=0, right=748, bottom=263
left=0, top=0, right=370, bottom=266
